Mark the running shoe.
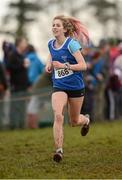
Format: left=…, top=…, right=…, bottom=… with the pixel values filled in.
left=53, top=150, right=63, bottom=162
left=81, top=114, right=90, bottom=136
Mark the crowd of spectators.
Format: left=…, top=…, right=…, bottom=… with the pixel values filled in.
left=0, top=37, right=122, bottom=130
left=0, top=37, right=45, bottom=129
left=82, top=38, right=122, bottom=122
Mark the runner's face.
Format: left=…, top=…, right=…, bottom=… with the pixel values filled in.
left=52, top=19, right=66, bottom=38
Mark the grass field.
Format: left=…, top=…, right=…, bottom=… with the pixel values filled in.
left=0, top=120, right=122, bottom=179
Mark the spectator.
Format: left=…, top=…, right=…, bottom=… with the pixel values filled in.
left=105, top=42, right=122, bottom=120
left=81, top=46, right=95, bottom=121
left=108, top=38, right=119, bottom=74
left=7, top=37, right=30, bottom=129
left=91, top=51, right=106, bottom=121
left=82, top=48, right=106, bottom=121
left=26, top=44, right=45, bottom=128
left=105, top=74, right=122, bottom=120
left=26, top=44, right=45, bottom=86
left=113, top=42, right=122, bottom=83
left=0, top=62, right=8, bottom=129
left=2, top=41, right=15, bottom=70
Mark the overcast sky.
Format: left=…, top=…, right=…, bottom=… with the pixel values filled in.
left=0, top=1, right=9, bottom=16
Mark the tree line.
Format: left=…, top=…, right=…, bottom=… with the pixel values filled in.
left=0, top=0, right=122, bottom=40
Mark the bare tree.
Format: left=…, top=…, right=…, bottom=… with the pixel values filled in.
left=2, top=0, right=58, bottom=37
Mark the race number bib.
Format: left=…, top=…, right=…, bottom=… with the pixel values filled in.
left=54, top=66, right=73, bottom=79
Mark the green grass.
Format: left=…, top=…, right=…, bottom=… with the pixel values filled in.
left=0, top=120, right=122, bottom=179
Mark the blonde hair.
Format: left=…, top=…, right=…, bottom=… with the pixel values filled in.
left=53, top=15, right=89, bottom=46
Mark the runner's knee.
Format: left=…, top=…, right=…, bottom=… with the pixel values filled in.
left=54, top=113, right=64, bottom=124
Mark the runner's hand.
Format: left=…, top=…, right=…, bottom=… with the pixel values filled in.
left=53, top=61, right=64, bottom=69
left=45, top=63, right=52, bottom=73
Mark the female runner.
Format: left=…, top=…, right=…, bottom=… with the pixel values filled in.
left=45, top=15, right=90, bottom=162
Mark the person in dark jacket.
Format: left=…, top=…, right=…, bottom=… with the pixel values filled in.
left=7, top=37, right=30, bottom=129
left=8, top=37, right=30, bottom=92
left=0, top=62, right=8, bottom=129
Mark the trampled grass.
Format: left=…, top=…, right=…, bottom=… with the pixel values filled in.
left=0, top=120, right=122, bottom=179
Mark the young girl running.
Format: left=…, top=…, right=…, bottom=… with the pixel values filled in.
left=45, top=15, right=90, bottom=162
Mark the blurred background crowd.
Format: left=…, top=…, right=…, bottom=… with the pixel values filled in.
left=0, top=0, right=122, bottom=130
left=0, top=36, right=122, bottom=130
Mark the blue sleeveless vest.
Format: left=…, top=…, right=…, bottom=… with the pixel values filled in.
left=48, top=37, right=85, bottom=90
